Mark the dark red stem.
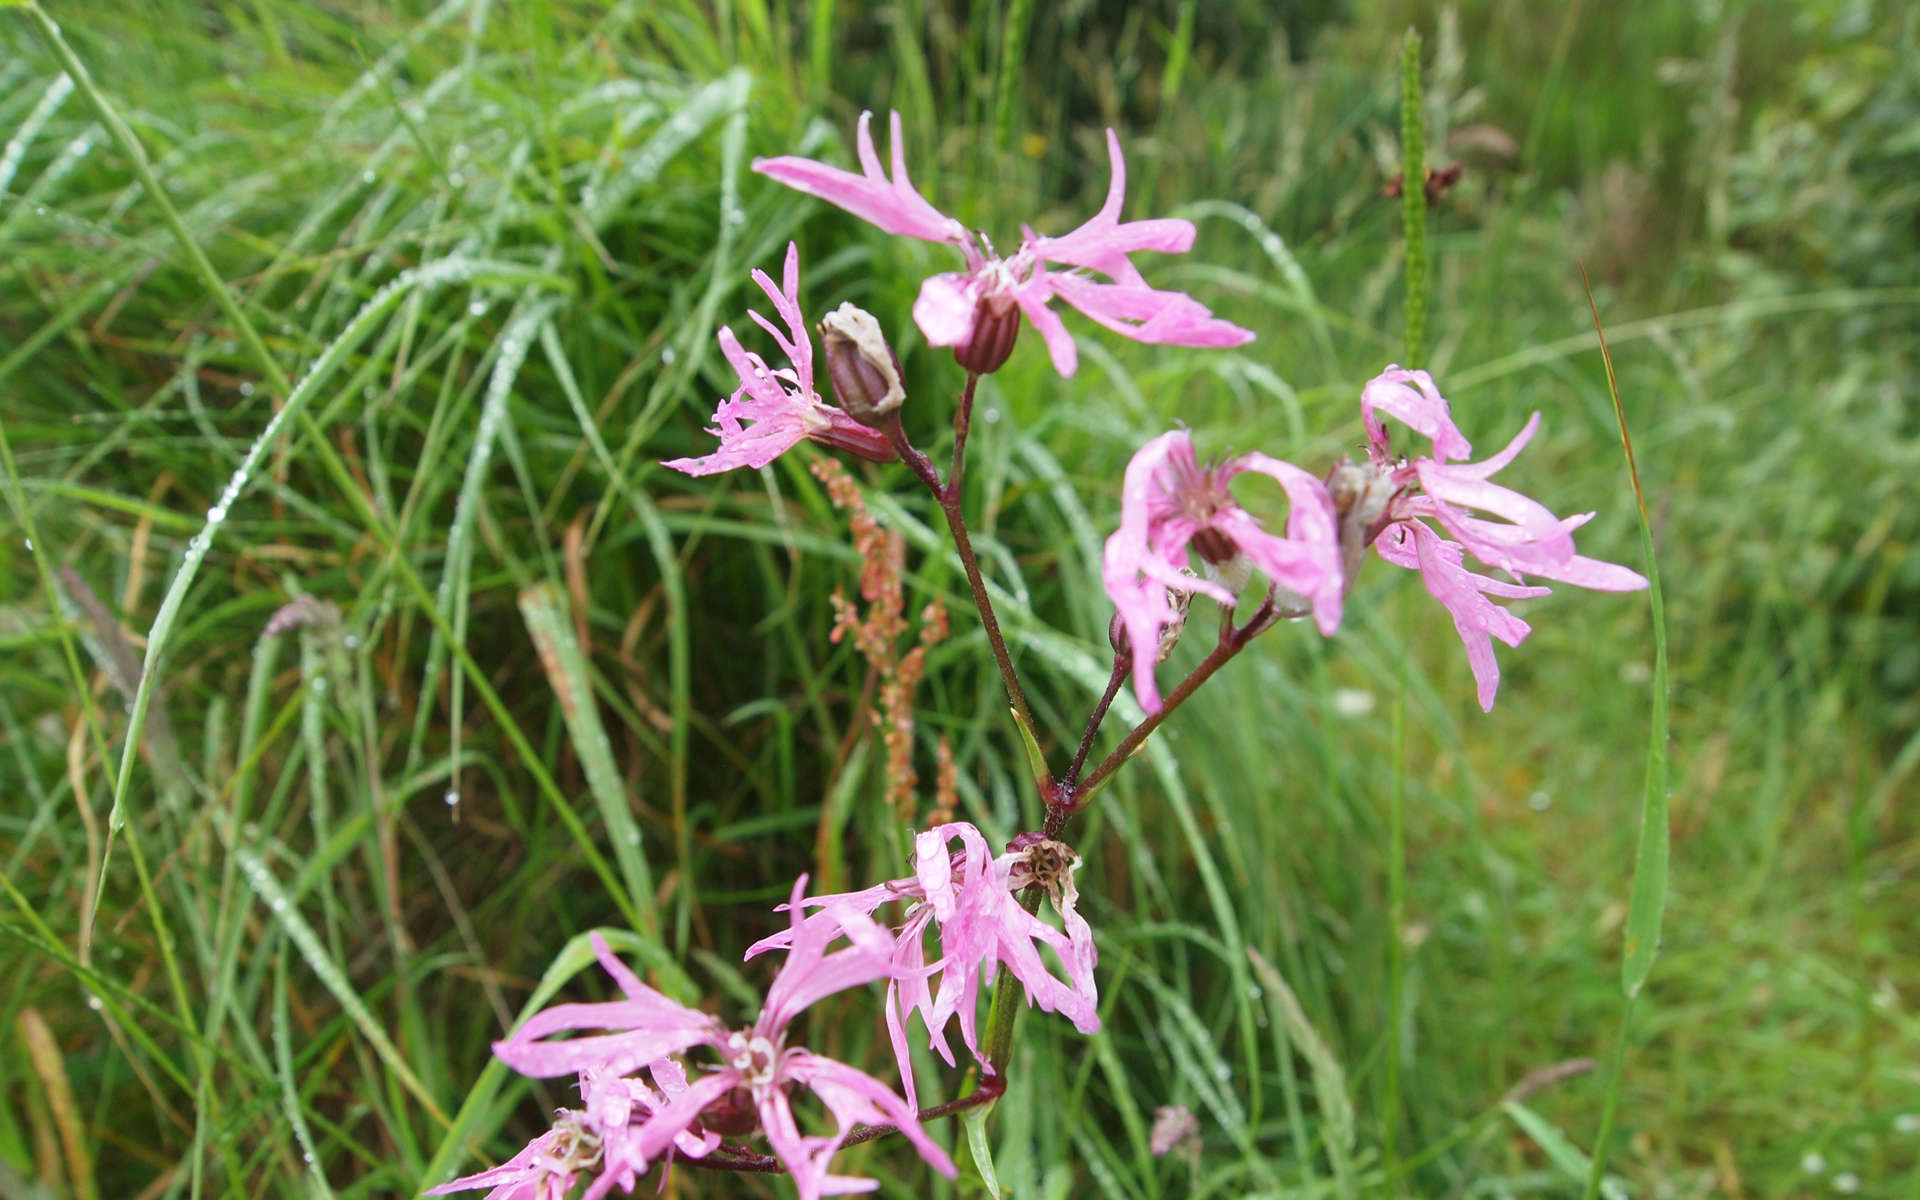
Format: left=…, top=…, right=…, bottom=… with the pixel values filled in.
left=1060, top=595, right=1286, bottom=817
left=884, top=378, right=1041, bottom=757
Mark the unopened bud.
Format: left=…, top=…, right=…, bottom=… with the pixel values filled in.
left=953, top=297, right=1021, bottom=374
left=820, top=303, right=905, bottom=426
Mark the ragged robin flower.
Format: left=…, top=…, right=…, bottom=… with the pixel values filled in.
left=466, top=882, right=953, bottom=1200
left=754, top=111, right=1253, bottom=376
left=663, top=242, right=896, bottom=476
left=1329, top=366, right=1648, bottom=710
left=1102, top=430, right=1345, bottom=713
left=749, top=822, right=1099, bottom=1109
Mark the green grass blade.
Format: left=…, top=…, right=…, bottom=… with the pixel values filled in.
left=1579, top=270, right=1670, bottom=1200
left=233, top=846, right=446, bottom=1127
left=516, top=582, right=661, bottom=939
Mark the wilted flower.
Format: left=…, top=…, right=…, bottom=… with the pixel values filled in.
left=1338, top=366, right=1648, bottom=710
left=750, top=823, right=1099, bottom=1108
left=818, top=301, right=906, bottom=426
left=663, top=243, right=895, bottom=476
left=1148, top=1105, right=1202, bottom=1162
left=1102, top=430, right=1344, bottom=712
left=754, top=111, right=1253, bottom=376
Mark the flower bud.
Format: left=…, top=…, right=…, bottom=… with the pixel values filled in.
left=953, top=296, right=1021, bottom=375
left=819, top=302, right=905, bottom=427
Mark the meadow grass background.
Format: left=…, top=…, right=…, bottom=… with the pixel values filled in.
left=2, top=1, right=1917, bottom=1196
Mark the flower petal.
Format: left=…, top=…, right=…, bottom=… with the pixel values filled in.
left=753, top=110, right=968, bottom=246
left=1361, top=366, right=1473, bottom=462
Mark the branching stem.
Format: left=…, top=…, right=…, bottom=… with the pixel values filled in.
left=884, top=376, right=1041, bottom=759
left=1063, top=595, right=1290, bottom=814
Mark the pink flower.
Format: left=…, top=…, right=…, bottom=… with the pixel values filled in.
left=750, top=824, right=1099, bottom=1109
left=1102, top=430, right=1344, bottom=712
left=754, top=111, right=1253, bottom=376
left=423, top=1114, right=591, bottom=1200
left=662, top=243, right=895, bottom=476
left=424, top=1065, right=716, bottom=1200
left=474, top=883, right=954, bottom=1200
left=1344, top=366, right=1648, bottom=710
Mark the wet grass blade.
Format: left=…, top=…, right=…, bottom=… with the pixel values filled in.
left=517, top=582, right=662, bottom=942
left=1580, top=266, right=1670, bottom=1200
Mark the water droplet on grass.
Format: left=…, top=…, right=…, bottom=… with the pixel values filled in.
left=444, top=789, right=460, bottom=806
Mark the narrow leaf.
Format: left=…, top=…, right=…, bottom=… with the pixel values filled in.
left=517, top=583, right=662, bottom=942
left=1505, top=1101, right=1628, bottom=1200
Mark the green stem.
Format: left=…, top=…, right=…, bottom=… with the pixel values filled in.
left=1384, top=619, right=1408, bottom=1182
left=1399, top=26, right=1428, bottom=368
left=1580, top=998, right=1636, bottom=1200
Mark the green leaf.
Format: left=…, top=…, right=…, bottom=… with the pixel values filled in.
left=1248, top=947, right=1354, bottom=1189
left=1504, top=1101, right=1628, bottom=1200
left=1009, top=705, right=1052, bottom=796
left=517, top=583, right=667, bottom=948
left=964, top=1104, right=1004, bottom=1196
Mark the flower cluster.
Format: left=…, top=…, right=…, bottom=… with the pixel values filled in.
left=437, top=110, right=1651, bottom=1199
left=429, top=838, right=1089, bottom=1197
left=1101, top=366, right=1646, bottom=711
